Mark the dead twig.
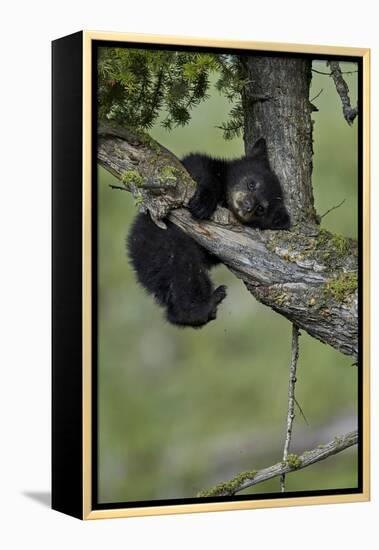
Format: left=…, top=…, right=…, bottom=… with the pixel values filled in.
left=327, top=61, right=358, bottom=125
left=320, top=198, right=346, bottom=219
left=280, top=325, right=300, bottom=492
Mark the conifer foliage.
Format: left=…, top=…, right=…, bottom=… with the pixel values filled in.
left=97, top=47, right=245, bottom=139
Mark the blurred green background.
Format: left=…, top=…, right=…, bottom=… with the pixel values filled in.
left=97, top=59, right=358, bottom=503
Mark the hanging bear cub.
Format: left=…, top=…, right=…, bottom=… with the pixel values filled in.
left=127, top=138, right=290, bottom=327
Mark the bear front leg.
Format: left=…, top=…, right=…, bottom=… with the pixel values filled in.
left=188, top=184, right=221, bottom=220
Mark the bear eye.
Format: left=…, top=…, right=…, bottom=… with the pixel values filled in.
left=248, top=181, right=256, bottom=191
left=255, top=204, right=265, bottom=216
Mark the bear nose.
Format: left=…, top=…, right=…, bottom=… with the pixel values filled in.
left=243, top=199, right=254, bottom=213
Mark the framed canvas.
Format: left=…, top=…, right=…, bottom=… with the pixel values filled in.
left=52, top=31, right=370, bottom=520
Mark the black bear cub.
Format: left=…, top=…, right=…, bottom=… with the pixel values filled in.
left=127, top=138, right=290, bottom=328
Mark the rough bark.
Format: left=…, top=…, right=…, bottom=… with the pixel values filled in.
left=97, top=122, right=358, bottom=359
left=239, top=56, right=318, bottom=226
left=327, top=61, right=358, bottom=126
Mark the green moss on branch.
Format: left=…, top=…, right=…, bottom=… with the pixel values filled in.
left=286, top=453, right=302, bottom=469
left=158, top=165, right=179, bottom=184
left=122, top=169, right=144, bottom=188
left=197, top=470, right=257, bottom=497
left=324, top=272, right=358, bottom=302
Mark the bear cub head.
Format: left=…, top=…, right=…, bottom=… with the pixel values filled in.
left=226, top=138, right=290, bottom=230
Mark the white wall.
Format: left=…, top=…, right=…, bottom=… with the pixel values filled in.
left=0, top=1, right=377, bottom=548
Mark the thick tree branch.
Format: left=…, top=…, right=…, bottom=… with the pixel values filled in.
left=98, top=123, right=358, bottom=359
left=197, top=430, right=358, bottom=497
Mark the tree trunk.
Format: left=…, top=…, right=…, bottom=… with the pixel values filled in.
left=240, top=56, right=318, bottom=227
left=97, top=120, right=358, bottom=359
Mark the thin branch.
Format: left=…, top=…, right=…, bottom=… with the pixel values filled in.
left=320, top=198, right=346, bottom=219
left=280, top=324, right=300, bottom=492
left=294, top=397, right=309, bottom=426
left=312, top=69, right=358, bottom=76
left=327, top=61, right=358, bottom=126
left=312, top=68, right=332, bottom=75
left=109, top=184, right=128, bottom=191
left=310, top=88, right=324, bottom=102
left=198, top=430, right=358, bottom=497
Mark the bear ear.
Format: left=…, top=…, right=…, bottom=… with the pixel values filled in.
left=271, top=204, right=291, bottom=230
left=249, top=137, right=269, bottom=162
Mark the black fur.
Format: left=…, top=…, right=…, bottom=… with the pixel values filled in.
left=127, top=138, right=290, bottom=327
